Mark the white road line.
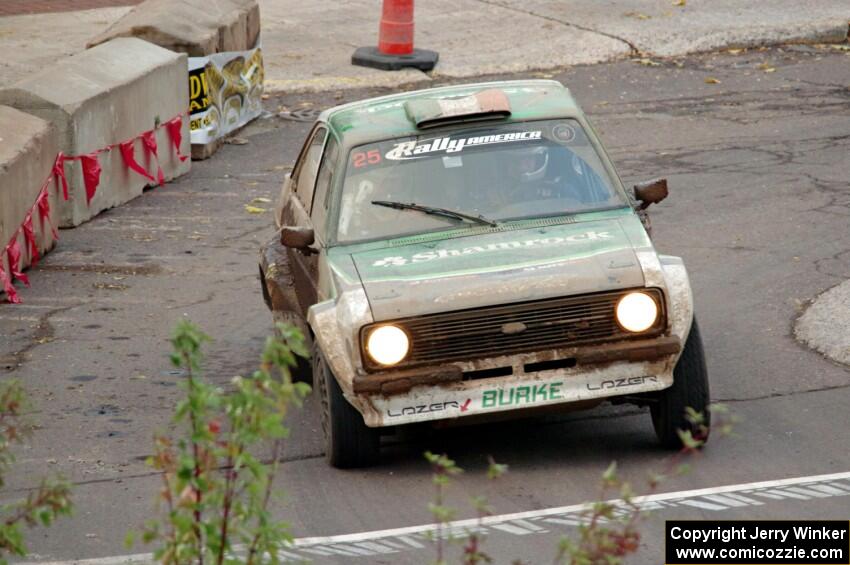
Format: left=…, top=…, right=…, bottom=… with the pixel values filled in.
left=298, top=547, right=333, bottom=556
left=677, top=499, right=729, bottom=511
left=541, top=516, right=583, bottom=526
left=26, top=470, right=850, bottom=565
left=513, top=519, right=547, bottom=532
left=701, top=494, right=757, bottom=507
left=490, top=523, right=538, bottom=535
left=785, top=486, right=833, bottom=498
left=752, top=490, right=787, bottom=500
left=394, top=535, right=425, bottom=548
left=354, top=541, right=397, bottom=554
left=808, top=484, right=850, bottom=496
left=719, top=492, right=764, bottom=505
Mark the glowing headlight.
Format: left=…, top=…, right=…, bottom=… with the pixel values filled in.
left=616, top=292, right=659, bottom=333
left=366, top=325, right=410, bottom=366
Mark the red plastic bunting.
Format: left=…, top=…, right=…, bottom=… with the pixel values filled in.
left=53, top=153, right=69, bottom=200
left=79, top=154, right=103, bottom=205
left=141, top=131, right=165, bottom=186
left=4, top=112, right=186, bottom=304
left=0, top=265, right=19, bottom=304
left=120, top=140, right=155, bottom=182
left=37, top=190, right=57, bottom=239
left=21, top=215, right=38, bottom=267
left=165, top=116, right=188, bottom=162
left=7, top=239, right=29, bottom=287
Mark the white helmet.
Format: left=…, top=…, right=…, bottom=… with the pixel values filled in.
left=515, top=146, right=549, bottom=184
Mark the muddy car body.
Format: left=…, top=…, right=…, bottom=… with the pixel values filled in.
left=260, top=80, right=709, bottom=467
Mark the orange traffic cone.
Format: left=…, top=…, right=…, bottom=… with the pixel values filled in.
left=352, top=0, right=438, bottom=71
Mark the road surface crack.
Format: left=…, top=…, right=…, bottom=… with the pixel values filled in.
left=1, top=305, right=75, bottom=371
left=2, top=450, right=327, bottom=494
left=470, top=0, right=640, bottom=55
left=716, top=381, right=850, bottom=403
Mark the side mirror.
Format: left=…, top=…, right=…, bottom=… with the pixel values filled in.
left=633, top=178, right=668, bottom=209
left=280, top=226, right=315, bottom=252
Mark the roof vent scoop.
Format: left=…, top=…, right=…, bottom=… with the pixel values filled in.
left=405, top=89, right=511, bottom=129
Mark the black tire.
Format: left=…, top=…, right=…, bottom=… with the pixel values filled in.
left=651, top=318, right=710, bottom=449
left=272, top=314, right=312, bottom=384
left=314, top=343, right=380, bottom=468
left=291, top=356, right=313, bottom=385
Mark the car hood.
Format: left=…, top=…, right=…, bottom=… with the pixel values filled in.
left=350, top=218, right=646, bottom=321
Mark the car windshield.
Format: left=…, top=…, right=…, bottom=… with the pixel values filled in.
left=335, top=119, right=626, bottom=243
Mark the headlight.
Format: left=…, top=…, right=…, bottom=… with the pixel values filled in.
left=365, top=325, right=410, bottom=366
left=616, top=292, right=659, bottom=333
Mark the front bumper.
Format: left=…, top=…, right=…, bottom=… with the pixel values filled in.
left=308, top=251, right=695, bottom=428
left=353, top=335, right=680, bottom=427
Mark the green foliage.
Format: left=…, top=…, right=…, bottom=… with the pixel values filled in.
left=0, top=381, right=72, bottom=563
left=706, top=403, right=738, bottom=438
left=136, top=321, right=310, bottom=565
left=423, top=453, right=508, bottom=565
left=551, top=406, right=736, bottom=565
left=424, top=406, right=735, bottom=565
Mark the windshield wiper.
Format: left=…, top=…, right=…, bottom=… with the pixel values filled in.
left=371, top=200, right=498, bottom=227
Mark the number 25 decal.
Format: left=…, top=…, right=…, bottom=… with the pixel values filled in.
left=353, top=149, right=381, bottom=168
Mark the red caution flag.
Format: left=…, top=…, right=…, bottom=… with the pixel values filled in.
left=7, top=239, right=29, bottom=287
left=120, top=140, right=155, bottom=183
left=79, top=154, right=103, bottom=205
left=0, top=263, right=19, bottom=304
left=53, top=153, right=69, bottom=200
left=141, top=131, right=165, bottom=186
left=21, top=214, right=39, bottom=267
left=37, top=189, right=57, bottom=240
left=165, top=116, right=188, bottom=162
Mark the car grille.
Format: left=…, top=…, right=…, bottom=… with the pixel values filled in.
left=361, top=288, right=666, bottom=371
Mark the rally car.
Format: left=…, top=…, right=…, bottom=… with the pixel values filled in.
left=259, top=80, right=709, bottom=468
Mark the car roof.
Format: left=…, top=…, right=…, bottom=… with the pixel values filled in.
left=320, top=80, right=584, bottom=148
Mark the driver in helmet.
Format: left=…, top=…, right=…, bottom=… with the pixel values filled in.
left=504, top=145, right=561, bottom=202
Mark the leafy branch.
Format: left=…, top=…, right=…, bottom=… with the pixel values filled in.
left=133, top=321, right=310, bottom=564
left=0, top=381, right=72, bottom=563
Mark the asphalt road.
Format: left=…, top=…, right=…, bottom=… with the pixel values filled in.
left=1, top=45, right=849, bottom=564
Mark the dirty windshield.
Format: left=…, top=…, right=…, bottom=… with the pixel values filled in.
left=336, top=119, right=626, bottom=243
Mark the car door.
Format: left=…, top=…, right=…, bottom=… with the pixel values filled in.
left=284, top=124, right=328, bottom=316
left=309, top=133, right=339, bottom=303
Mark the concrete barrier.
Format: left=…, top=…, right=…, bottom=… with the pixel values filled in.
left=0, top=106, right=60, bottom=295
left=87, top=0, right=260, bottom=55
left=87, top=0, right=260, bottom=160
left=0, top=38, right=191, bottom=227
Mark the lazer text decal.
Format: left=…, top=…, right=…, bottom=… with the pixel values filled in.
left=371, top=231, right=614, bottom=267
left=385, top=131, right=542, bottom=160
left=586, top=375, right=658, bottom=391
left=387, top=401, right=461, bottom=418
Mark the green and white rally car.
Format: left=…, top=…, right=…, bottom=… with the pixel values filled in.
left=259, top=80, right=709, bottom=468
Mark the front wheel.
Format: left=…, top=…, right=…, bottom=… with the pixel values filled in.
left=314, top=343, right=380, bottom=468
left=651, top=318, right=710, bottom=448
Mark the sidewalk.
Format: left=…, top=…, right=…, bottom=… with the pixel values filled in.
left=0, top=0, right=140, bottom=16
left=0, top=0, right=847, bottom=93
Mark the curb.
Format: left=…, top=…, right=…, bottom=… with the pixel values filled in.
left=794, top=280, right=850, bottom=367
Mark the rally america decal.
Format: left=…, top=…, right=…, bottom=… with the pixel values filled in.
left=371, top=230, right=614, bottom=267
left=385, top=131, right=542, bottom=161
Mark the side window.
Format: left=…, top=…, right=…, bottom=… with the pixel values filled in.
left=294, top=126, right=327, bottom=212
left=311, top=135, right=339, bottom=235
